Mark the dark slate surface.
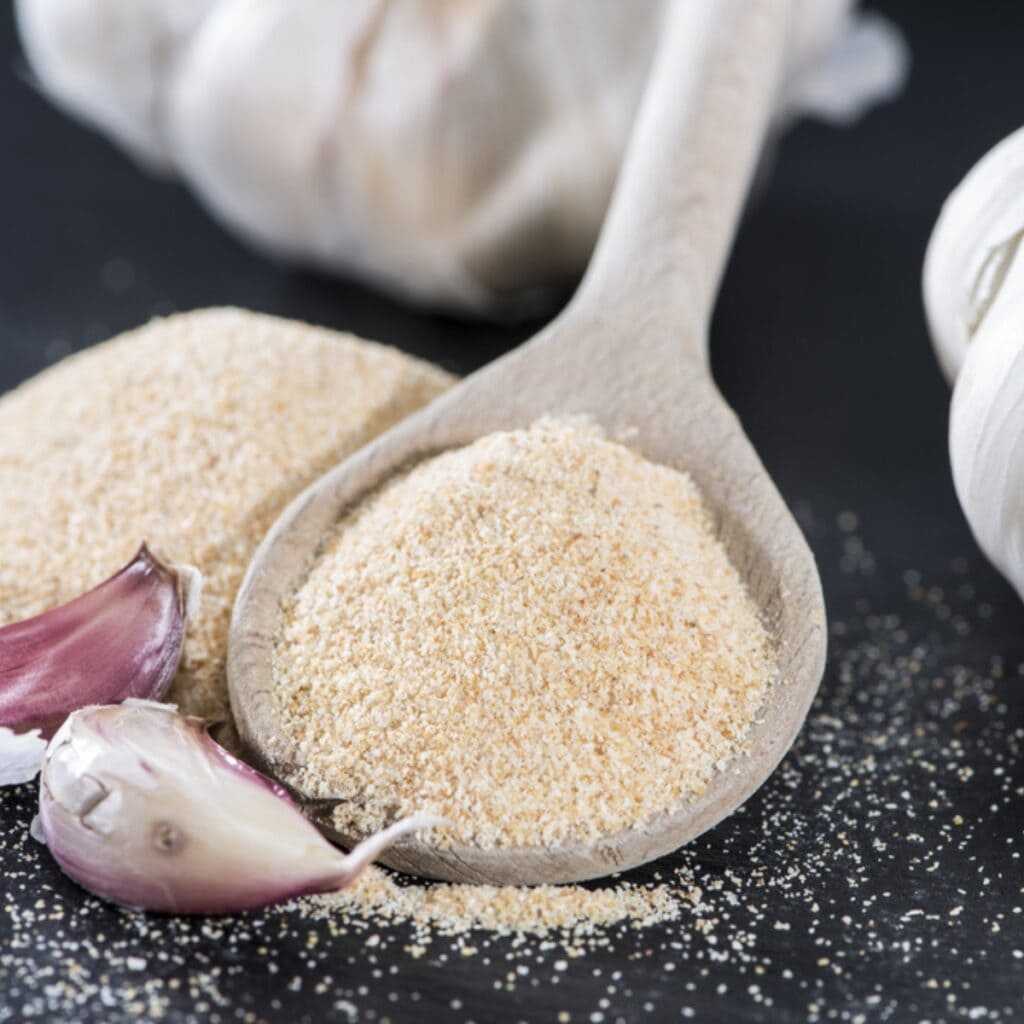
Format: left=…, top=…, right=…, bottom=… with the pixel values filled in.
left=3, top=2, right=1024, bottom=1021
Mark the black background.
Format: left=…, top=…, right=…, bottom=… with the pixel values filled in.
left=3, top=3, right=1024, bottom=1022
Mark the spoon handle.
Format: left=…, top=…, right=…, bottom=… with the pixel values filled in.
left=573, top=0, right=794, bottom=364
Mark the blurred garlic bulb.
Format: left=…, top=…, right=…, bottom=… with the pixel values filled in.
left=17, top=0, right=906, bottom=312
left=924, top=127, right=1024, bottom=599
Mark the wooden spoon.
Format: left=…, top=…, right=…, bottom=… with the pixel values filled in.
left=228, top=0, right=826, bottom=886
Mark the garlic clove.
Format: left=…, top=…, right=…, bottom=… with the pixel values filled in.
left=0, top=545, right=202, bottom=784
left=924, top=125, right=1024, bottom=383
left=36, top=700, right=444, bottom=914
left=924, top=126, right=1024, bottom=603
left=948, top=242, right=1024, bottom=605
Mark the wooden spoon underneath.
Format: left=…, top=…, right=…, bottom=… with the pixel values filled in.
left=228, top=0, right=826, bottom=886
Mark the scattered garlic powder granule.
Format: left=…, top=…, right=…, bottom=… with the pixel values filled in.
left=273, top=418, right=775, bottom=849
left=0, top=308, right=452, bottom=732
left=298, top=865, right=693, bottom=939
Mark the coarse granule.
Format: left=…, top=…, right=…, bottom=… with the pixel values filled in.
left=298, top=865, right=694, bottom=938
left=3, top=512, right=1019, bottom=1021
left=273, top=418, right=775, bottom=849
left=0, top=308, right=452, bottom=733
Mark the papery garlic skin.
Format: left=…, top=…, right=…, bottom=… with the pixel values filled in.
left=16, top=0, right=907, bottom=312
left=36, top=701, right=442, bottom=914
left=784, top=6, right=908, bottom=126
left=924, top=126, right=1024, bottom=383
left=15, top=0, right=217, bottom=168
left=0, top=729, right=47, bottom=786
left=948, top=260, right=1024, bottom=601
left=0, top=545, right=200, bottom=740
left=924, top=127, right=1024, bottom=602
left=162, top=0, right=662, bottom=311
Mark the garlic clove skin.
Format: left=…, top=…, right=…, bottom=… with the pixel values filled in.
left=36, top=700, right=444, bottom=915
left=0, top=728, right=47, bottom=787
left=784, top=6, right=908, bottom=126
left=924, top=125, right=1024, bottom=383
left=0, top=545, right=201, bottom=746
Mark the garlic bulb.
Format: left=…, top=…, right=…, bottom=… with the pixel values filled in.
left=35, top=700, right=444, bottom=914
left=0, top=546, right=201, bottom=786
left=16, top=0, right=906, bottom=312
left=924, top=127, right=1024, bottom=601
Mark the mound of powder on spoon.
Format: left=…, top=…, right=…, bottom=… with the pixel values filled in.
left=273, top=418, right=775, bottom=849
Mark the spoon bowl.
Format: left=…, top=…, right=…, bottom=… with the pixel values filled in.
left=228, top=0, right=826, bottom=885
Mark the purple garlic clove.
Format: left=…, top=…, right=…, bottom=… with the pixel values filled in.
left=0, top=545, right=201, bottom=785
left=34, top=700, right=444, bottom=914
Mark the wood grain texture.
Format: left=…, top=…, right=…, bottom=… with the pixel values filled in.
left=228, top=0, right=827, bottom=885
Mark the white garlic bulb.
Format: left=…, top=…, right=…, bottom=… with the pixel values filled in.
left=924, top=127, right=1024, bottom=599
left=17, top=0, right=906, bottom=312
